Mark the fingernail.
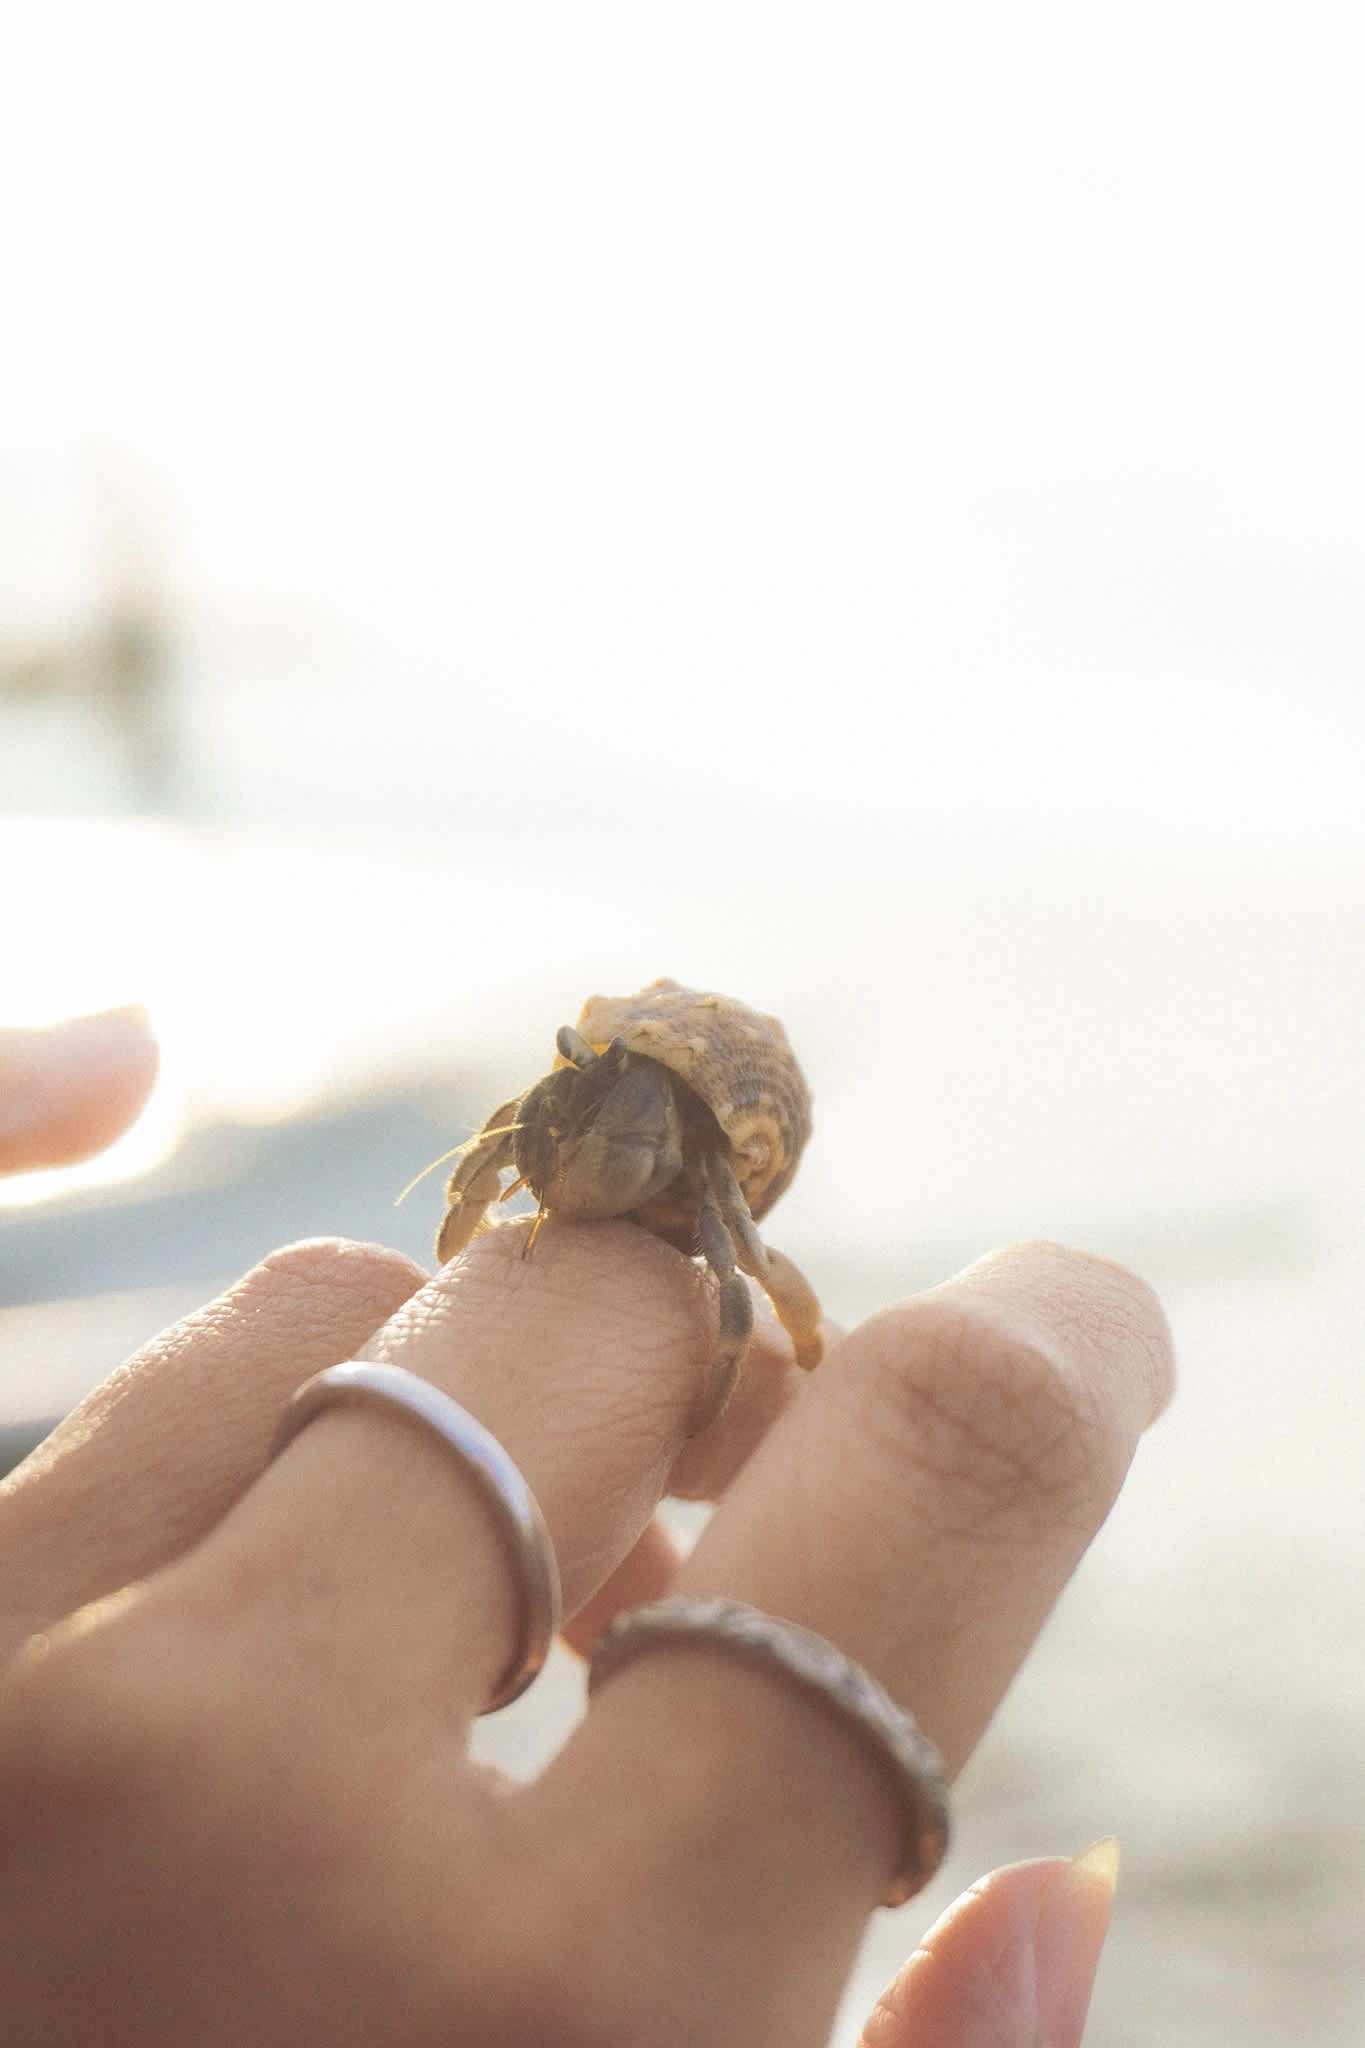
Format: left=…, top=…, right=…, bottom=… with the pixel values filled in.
left=1032, top=1838, right=1120, bottom=2048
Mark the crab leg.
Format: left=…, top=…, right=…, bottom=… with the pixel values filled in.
left=710, top=1150, right=823, bottom=1371
left=709, top=1152, right=769, bottom=1279
left=754, top=1245, right=824, bottom=1371
left=436, top=1097, right=523, bottom=1264
left=687, top=1154, right=755, bottom=1429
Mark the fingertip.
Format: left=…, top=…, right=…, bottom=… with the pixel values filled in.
left=255, top=1236, right=429, bottom=1309
left=0, top=1006, right=161, bottom=1172
left=859, top=1845, right=1118, bottom=2048
left=931, top=1240, right=1176, bottom=1431
left=414, top=1215, right=715, bottom=1428
left=1033, top=1837, right=1120, bottom=2047
left=848, top=1238, right=1175, bottom=1451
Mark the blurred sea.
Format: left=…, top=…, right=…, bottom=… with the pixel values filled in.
left=3, top=690, right=1365, bottom=2046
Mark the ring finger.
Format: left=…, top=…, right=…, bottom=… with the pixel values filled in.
left=521, top=1241, right=1174, bottom=2046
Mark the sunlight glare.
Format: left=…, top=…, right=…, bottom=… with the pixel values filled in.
left=1, top=819, right=384, bottom=1204
left=0, top=815, right=653, bottom=1208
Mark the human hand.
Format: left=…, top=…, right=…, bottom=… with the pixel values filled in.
left=0, top=1020, right=1173, bottom=2046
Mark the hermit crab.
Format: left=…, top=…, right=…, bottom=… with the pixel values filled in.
left=434, top=979, right=824, bottom=1417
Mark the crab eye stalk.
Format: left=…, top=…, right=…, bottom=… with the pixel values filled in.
left=556, top=1024, right=596, bottom=1067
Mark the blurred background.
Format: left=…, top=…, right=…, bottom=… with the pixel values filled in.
left=3, top=4, right=1363, bottom=2039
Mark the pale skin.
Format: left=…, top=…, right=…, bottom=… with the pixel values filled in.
left=0, top=1010, right=1175, bottom=2046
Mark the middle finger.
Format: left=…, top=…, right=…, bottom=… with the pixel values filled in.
left=117, top=1215, right=807, bottom=1739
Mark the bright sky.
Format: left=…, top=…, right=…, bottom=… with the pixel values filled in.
left=3, top=4, right=1365, bottom=1210
left=4, top=4, right=1364, bottom=728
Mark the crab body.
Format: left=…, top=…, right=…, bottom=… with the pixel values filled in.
left=436, top=979, right=824, bottom=1419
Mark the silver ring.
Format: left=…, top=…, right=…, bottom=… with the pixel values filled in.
left=269, top=1362, right=562, bottom=1712
left=588, top=1596, right=950, bottom=1906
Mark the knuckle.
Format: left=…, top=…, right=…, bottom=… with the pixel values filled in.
left=256, top=1235, right=427, bottom=1307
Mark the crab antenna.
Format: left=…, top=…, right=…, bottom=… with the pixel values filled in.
left=393, top=1124, right=522, bottom=1206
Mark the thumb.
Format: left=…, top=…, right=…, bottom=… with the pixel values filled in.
left=859, top=1841, right=1120, bottom=2048
left=0, top=1007, right=159, bottom=1173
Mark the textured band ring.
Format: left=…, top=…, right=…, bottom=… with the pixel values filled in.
left=268, top=1362, right=562, bottom=1712
left=588, top=1596, right=950, bottom=1906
